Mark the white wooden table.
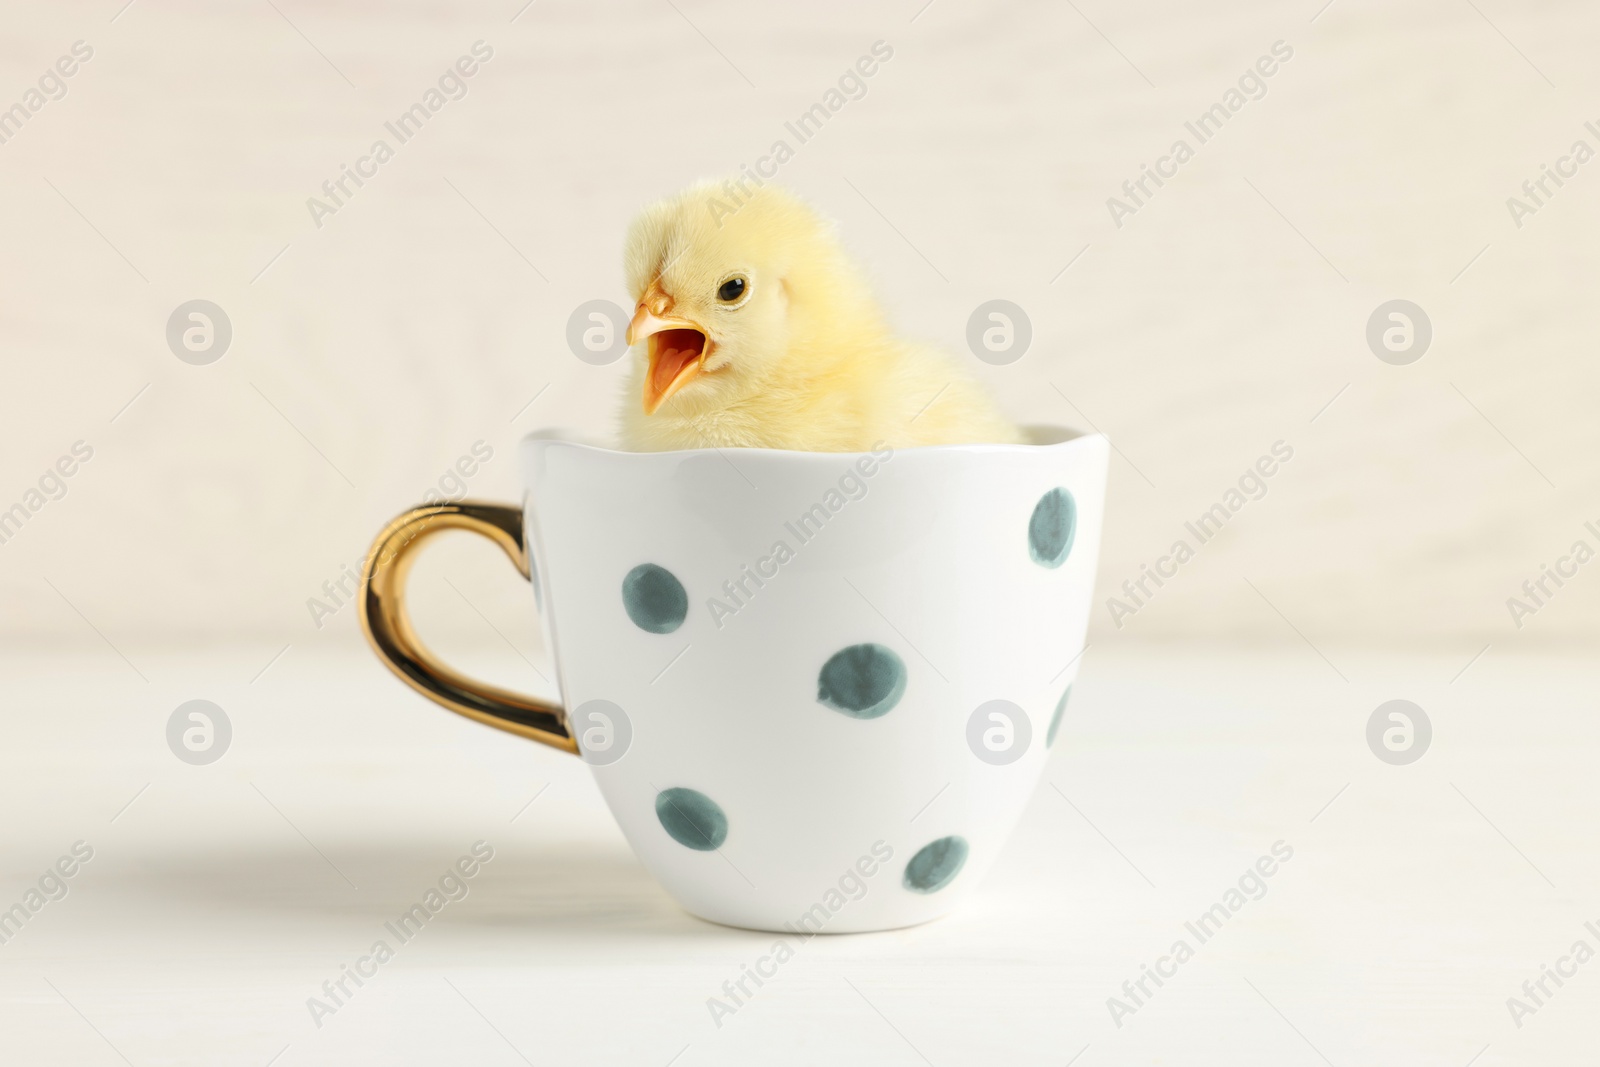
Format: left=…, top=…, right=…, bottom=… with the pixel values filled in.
left=0, top=642, right=1592, bottom=1065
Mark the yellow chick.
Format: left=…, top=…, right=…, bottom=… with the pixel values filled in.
left=618, top=180, right=1022, bottom=452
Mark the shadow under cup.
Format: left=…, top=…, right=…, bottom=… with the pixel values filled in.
left=361, top=427, right=1107, bottom=932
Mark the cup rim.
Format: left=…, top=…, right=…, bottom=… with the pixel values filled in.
left=518, top=424, right=1105, bottom=461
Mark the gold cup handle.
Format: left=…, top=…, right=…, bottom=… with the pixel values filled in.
left=359, top=502, right=578, bottom=754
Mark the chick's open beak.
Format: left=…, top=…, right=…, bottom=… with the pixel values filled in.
left=628, top=303, right=711, bottom=415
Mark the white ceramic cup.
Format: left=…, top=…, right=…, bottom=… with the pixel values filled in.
left=361, top=427, right=1107, bottom=932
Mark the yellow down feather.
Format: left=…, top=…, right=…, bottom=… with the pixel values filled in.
left=618, top=180, right=1021, bottom=452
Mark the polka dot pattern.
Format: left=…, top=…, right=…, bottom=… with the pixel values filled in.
left=600, top=478, right=1090, bottom=917
left=622, top=563, right=688, bottom=634
left=904, top=835, right=969, bottom=893
left=655, top=787, right=727, bottom=851
left=1028, top=487, right=1076, bottom=568
left=817, top=643, right=907, bottom=719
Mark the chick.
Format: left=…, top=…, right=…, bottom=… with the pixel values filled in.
left=618, top=180, right=1022, bottom=452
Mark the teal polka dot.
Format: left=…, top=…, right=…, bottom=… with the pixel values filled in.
left=1047, top=685, right=1071, bottom=748
left=904, top=836, right=968, bottom=893
left=817, top=643, right=906, bottom=719
left=655, top=787, right=727, bottom=850
left=1028, top=488, right=1076, bottom=568
left=622, top=563, right=688, bottom=634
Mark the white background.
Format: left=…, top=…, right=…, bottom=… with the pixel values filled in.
left=1, top=1, right=1596, bottom=1064
left=2, top=0, right=1597, bottom=650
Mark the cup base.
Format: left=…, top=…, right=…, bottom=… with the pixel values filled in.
left=675, top=901, right=959, bottom=936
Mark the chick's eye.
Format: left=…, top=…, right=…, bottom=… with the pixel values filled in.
left=717, top=277, right=746, bottom=302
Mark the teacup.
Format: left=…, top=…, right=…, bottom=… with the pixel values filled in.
left=360, top=427, right=1107, bottom=932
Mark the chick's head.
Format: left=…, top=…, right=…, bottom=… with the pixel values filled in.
left=623, top=180, right=876, bottom=417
